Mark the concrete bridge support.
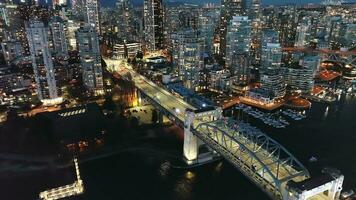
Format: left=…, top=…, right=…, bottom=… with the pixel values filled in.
left=136, top=89, right=142, bottom=106
left=183, top=111, right=198, bottom=164
left=183, top=108, right=223, bottom=165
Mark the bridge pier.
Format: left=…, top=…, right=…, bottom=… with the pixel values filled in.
left=136, top=89, right=142, bottom=106
left=183, top=111, right=198, bottom=164
left=183, top=108, right=223, bottom=165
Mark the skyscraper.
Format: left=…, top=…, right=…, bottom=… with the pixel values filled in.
left=260, top=29, right=285, bottom=99
left=76, top=25, right=104, bottom=95
left=85, top=0, right=100, bottom=35
left=198, top=8, right=220, bottom=54
left=226, top=16, right=251, bottom=85
left=144, top=0, right=164, bottom=51
left=176, top=28, right=203, bottom=90
left=295, top=18, right=312, bottom=48
left=248, top=0, right=261, bottom=64
left=26, top=20, right=61, bottom=104
left=219, top=0, right=246, bottom=58
left=49, top=16, right=68, bottom=58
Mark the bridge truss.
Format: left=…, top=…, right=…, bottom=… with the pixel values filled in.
left=193, top=118, right=310, bottom=199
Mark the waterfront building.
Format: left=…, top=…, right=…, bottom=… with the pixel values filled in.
left=76, top=25, right=104, bottom=95
left=299, top=55, right=321, bottom=76
left=25, top=20, right=61, bottom=104
left=49, top=16, right=69, bottom=58
left=283, top=64, right=314, bottom=94
left=259, top=29, right=285, bottom=99
left=144, top=0, right=164, bottom=51
left=260, top=68, right=286, bottom=99
left=226, top=16, right=251, bottom=85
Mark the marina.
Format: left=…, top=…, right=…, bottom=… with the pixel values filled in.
left=235, top=104, right=307, bottom=129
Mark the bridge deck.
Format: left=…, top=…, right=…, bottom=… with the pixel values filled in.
left=106, top=59, right=195, bottom=122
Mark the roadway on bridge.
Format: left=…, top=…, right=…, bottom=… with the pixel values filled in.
left=105, top=59, right=196, bottom=122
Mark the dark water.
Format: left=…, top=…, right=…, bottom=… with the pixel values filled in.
left=2, top=94, right=356, bottom=200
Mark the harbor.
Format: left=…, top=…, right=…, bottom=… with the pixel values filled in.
left=235, top=104, right=307, bottom=129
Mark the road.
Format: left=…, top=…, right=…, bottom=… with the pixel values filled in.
left=105, top=58, right=196, bottom=122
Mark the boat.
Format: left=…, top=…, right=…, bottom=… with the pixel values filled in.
left=309, top=156, right=318, bottom=163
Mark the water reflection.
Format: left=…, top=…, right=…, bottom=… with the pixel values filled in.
left=214, top=162, right=223, bottom=173
left=324, top=106, right=329, bottom=119
left=175, top=171, right=196, bottom=199
left=159, top=161, right=171, bottom=177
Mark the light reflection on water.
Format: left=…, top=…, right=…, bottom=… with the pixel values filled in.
left=175, top=171, right=196, bottom=199
left=159, top=161, right=171, bottom=177
left=324, top=106, right=329, bottom=119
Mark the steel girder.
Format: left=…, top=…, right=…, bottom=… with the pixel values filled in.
left=193, top=118, right=310, bottom=199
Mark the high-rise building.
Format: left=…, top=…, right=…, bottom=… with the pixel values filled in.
left=344, top=24, right=356, bottom=48
left=326, top=16, right=345, bottom=49
left=259, top=69, right=286, bottom=99
left=144, top=0, right=164, bottom=51
left=175, top=28, right=203, bottom=90
left=116, top=0, right=133, bottom=40
left=76, top=25, right=104, bottom=95
left=85, top=0, right=100, bottom=34
left=261, top=43, right=282, bottom=70
left=260, top=29, right=285, bottom=99
left=49, top=16, right=68, bottom=58
left=26, top=20, right=61, bottom=104
left=226, top=16, right=251, bottom=85
left=260, top=29, right=281, bottom=70
left=283, top=64, right=314, bottom=94
left=198, top=8, right=219, bottom=54
left=219, top=0, right=246, bottom=57
left=279, top=6, right=298, bottom=47
left=248, top=0, right=262, bottom=64
left=299, top=55, right=320, bottom=76
left=295, top=17, right=313, bottom=48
